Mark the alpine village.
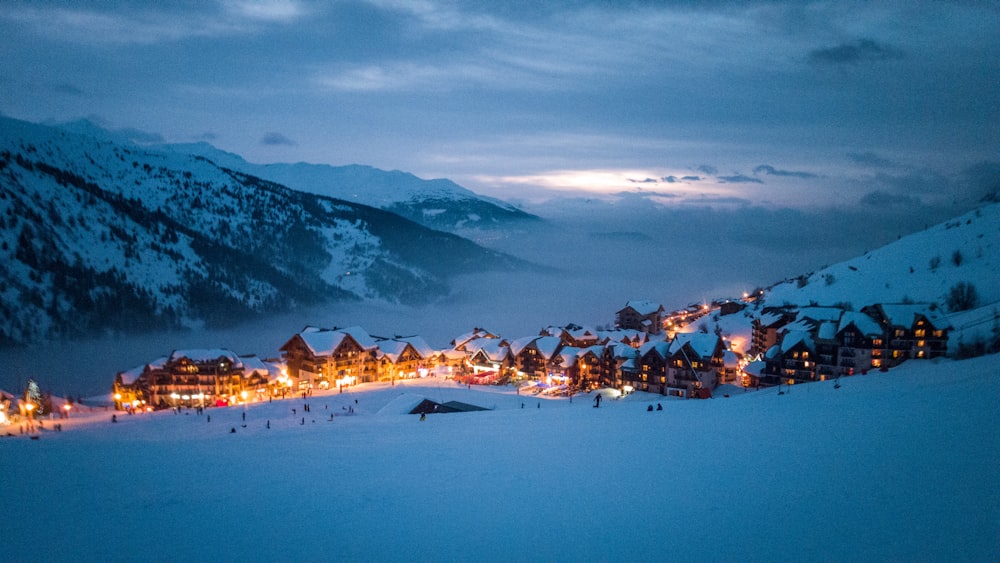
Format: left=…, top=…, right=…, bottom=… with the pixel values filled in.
left=98, top=297, right=950, bottom=414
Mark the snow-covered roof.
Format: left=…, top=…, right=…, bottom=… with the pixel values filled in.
left=817, top=321, right=839, bottom=341
left=878, top=304, right=951, bottom=330
left=723, top=350, right=740, bottom=368
left=838, top=311, right=883, bottom=337
left=557, top=346, right=581, bottom=367
left=669, top=332, right=720, bottom=359
left=742, top=359, right=765, bottom=377
left=471, top=339, right=509, bottom=361
left=624, top=300, right=662, bottom=315
left=394, top=335, right=434, bottom=358
left=639, top=340, right=670, bottom=359
left=797, top=306, right=845, bottom=323
left=117, top=364, right=146, bottom=385
left=296, top=326, right=378, bottom=356
left=755, top=312, right=787, bottom=328
left=534, top=336, right=563, bottom=360
left=780, top=331, right=815, bottom=353
left=240, top=355, right=274, bottom=376
left=377, top=340, right=412, bottom=363
left=508, top=336, right=538, bottom=357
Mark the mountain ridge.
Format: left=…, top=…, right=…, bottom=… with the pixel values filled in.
left=0, top=116, right=533, bottom=346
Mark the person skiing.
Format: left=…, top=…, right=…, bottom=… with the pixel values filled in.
left=656, top=403, right=663, bottom=411
left=594, top=394, right=602, bottom=408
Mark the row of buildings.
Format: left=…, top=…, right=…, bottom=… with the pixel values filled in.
left=113, top=300, right=951, bottom=410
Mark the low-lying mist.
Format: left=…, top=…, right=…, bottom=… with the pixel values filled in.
left=2, top=200, right=962, bottom=397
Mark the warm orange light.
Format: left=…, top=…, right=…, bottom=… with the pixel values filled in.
left=63, top=404, right=72, bottom=411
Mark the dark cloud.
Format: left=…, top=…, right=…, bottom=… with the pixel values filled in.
left=680, top=175, right=701, bottom=181
left=753, top=164, right=818, bottom=179
left=261, top=132, right=296, bottom=146
left=697, top=164, right=718, bottom=176
left=662, top=176, right=679, bottom=183
left=627, top=177, right=658, bottom=184
left=808, top=39, right=904, bottom=66
left=718, top=174, right=763, bottom=184
left=847, top=151, right=899, bottom=169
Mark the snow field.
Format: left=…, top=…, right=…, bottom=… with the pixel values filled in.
left=2, top=355, right=997, bottom=561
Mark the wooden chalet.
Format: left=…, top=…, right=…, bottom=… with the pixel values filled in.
left=615, top=300, right=665, bottom=335
left=862, top=304, right=950, bottom=366
left=279, top=326, right=379, bottom=389
left=666, top=333, right=723, bottom=396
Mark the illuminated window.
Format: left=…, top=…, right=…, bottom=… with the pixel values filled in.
left=872, top=359, right=881, bottom=367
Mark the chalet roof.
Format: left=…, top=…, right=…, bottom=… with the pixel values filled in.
left=508, top=336, right=538, bottom=357
left=623, top=300, right=662, bottom=316
left=240, top=355, right=274, bottom=376
left=579, top=345, right=605, bottom=358
left=743, top=359, right=765, bottom=377
left=118, top=364, right=146, bottom=385
left=780, top=331, right=815, bottom=353
left=639, top=340, right=670, bottom=359
left=472, top=339, right=509, bottom=361
left=838, top=312, right=883, bottom=337
left=669, top=332, right=720, bottom=359
left=755, top=312, right=788, bottom=328
left=394, top=336, right=434, bottom=358
left=876, top=304, right=951, bottom=330
left=451, top=327, right=498, bottom=348
left=816, top=321, right=839, bottom=341
left=535, top=336, right=563, bottom=360
left=296, top=326, right=378, bottom=356
left=556, top=346, right=581, bottom=367
left=169, top=349, right=243, bottom=367
left=797, top=306, right=845, bottom=323
left=377, top=340, right=412, bottom=363
left=781, top=319, right=815, bottom=335
left=723, top=350, right=740, bottom=368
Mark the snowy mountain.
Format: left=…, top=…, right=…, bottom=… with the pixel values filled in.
left=0, top=116, right=530, bottom=345
left=155, top=140, right=539, bottom=234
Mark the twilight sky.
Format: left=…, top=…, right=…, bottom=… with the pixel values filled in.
left=1, top=0, right=997, bottom=208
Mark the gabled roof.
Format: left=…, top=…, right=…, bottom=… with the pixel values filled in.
left=556, top=346, right=581, bottom=367
left=471, top=339, right=509, bottom=362
left=377, top=340, right=414, bottom=363
left=289, top=326, right=378, bottom=357
left=876, top=304, right=951, bottom=330
left=669, top=332, right=721, bottom=359
left=534, top=336, right=563, bottom=360
left=117, top=364, right=146, bottom=385
left=837, top=311, right=883, bottom=338
left=780, top=331, right=815, bottom=353
left=622, top=300, right=663, bottom=316
left=508, top=335, right=538, bottom=356
left=797, top=307, right=845, bottom=323
left=639, top=340, right=670, bottom=360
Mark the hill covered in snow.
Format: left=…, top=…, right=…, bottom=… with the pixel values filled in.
left=1, top=353, right=996, bottom=561
left=755, top=202, right=998, bottom=348
left=0, top=116, right=531, bottom=345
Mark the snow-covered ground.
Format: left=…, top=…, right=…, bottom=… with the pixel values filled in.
left=2, top=354, right=997, bottom=561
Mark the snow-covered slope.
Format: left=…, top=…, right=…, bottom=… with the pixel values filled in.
left=158, top=140, right=540, bottom=233
left=0, top=116, right=529, bottom=345
left=2, top=354, right=996, bottom=561
left=685, top=203, right=998, bottom=353
left=761, top=203, right=998, bottom=309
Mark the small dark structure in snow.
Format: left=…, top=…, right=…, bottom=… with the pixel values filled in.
left=409, top=399, right=489, bottom=415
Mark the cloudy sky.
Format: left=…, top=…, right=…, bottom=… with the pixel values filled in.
left=1, top=0, right=997, bottom=208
